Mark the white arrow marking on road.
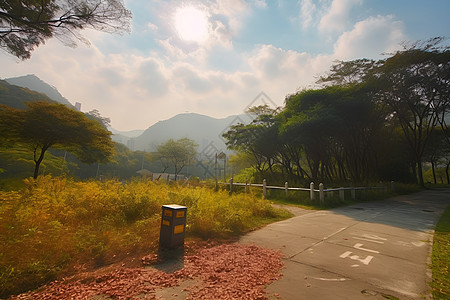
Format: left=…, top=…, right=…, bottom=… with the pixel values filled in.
left=353, top=237, right=384, bottom=244
left=362, top=234, right=387, bottom=241
left=353, top=243, right=380, bottom=254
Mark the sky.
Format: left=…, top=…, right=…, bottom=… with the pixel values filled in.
left=1, top=0, right=449, bottom=132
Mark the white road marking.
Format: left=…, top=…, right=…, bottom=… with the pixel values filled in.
left=324, top=227, right=347, bottom=240
left=412, top=241, right=426, bottom=247
left=362, top=234, right=387, bottom=241
left=353, top=243, right=380, bottom=254
left=353, top=237, right=384, bottom=244
left=312, top=277, right=348, bottom=281
left=340, top=251, right=374, bottom=265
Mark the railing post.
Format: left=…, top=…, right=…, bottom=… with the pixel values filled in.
left=351, top=188, right=356, bottom=200
left=285, top=181, right=289, bottom=197
left=245, top=180, right=248, bottom=193
left=391, top=181, right=395, bottom=192
left=319, top=183, right=324, bottom=205
left=310, top=182, right=315, bottom=201
left=229, top=177, right=233, bottom=195
left=263, top=179, right=267, bottom=198
left=339, top=188, right=345, bottom=201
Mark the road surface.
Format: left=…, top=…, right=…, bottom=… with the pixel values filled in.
left=240, top=189, right=450, bottom=299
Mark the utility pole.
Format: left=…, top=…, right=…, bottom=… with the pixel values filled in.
left=217, top=152, right=226, bottom=183
left=215, top=153, right=218, bottom=191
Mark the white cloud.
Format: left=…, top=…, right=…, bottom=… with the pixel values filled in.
left=248, top=44, right=333, bottom=94
left=253, top=0, right=267, bottom=9
left=146, top=22, right=158, bottom=32
left=0, top=32, right=335, bottom=131
left=137, top=58, right=170, bottom=97
left=0, top=0, right=417, bottom=132
left=209, top=0, right=251, bottom=35
left=300, top=0, right=317, bottom=29
left=333, top=15, right=406, bottom=60
left=210, top=20, right=233, bottom=48
left=319, top=0, right=362, bottom=33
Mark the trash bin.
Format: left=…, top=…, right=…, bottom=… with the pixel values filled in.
left=159, top=204, right=187, bottom=249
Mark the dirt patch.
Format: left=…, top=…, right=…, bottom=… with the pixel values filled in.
left=11, top=241, right=284, bottom=300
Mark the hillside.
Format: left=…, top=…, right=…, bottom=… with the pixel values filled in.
left=130, top=113, right=252, bottom=154
left=110, top=128, right=145, bottom=145
left=5, top=74, right=73, bottom=107
left=1, top=74, right=252, bottom=154
left=0, top=80, right=56, bottom=109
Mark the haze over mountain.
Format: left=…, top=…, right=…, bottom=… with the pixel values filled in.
left=1, top=74, right=250, bottom=152
left=129, top=113, right=252, bottom=154
left=0, top=79, right=56, bottom=109
left=5, top=74, right=73, bottom=107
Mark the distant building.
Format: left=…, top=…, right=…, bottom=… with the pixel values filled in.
left=75, top=102, right=82, bottom=111
left=127, top=138, right=135, bottom=151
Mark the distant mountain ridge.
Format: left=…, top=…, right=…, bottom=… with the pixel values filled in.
left=2, top=74, right=251, bottom=152
left=5, top=74, right=73, bottom=107
left=0, top=79, right=56, bottom=109
left=128, top=113, right=252, bottom=154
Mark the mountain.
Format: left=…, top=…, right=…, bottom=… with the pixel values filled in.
left=2, top=74, right=252, bottom=154
left=0, top=79, right=56, bottom=109
left=128, top=113, right=253, bottom=154
left=109, top=128, right=145, bottom=137
left=5, top=74, right=73, bottom=107
left=110, top=129, right=145, bottom=146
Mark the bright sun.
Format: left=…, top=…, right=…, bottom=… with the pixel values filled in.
left=174, top=6, right=208, bottom=42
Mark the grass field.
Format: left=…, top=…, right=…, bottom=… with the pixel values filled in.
left=431, top=203, right=450, bottom=299
left=0, top=176, right=291, bottom=298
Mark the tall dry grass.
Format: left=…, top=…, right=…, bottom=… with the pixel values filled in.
left=0, top=176, right=289, bottom=297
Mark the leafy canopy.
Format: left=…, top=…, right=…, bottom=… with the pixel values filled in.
left=156, top=138, right=198, bottom=179
left=0, top=101, right=114, bottom=178
left=0, top=0, right=132, bottom=59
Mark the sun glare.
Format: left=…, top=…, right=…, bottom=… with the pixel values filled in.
left=174, top=6, right=208, bottom=42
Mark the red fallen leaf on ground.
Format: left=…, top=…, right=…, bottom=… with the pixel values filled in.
left=141, top=253, right=161, bottom=265
left=11, top=241, right=283, bottom=300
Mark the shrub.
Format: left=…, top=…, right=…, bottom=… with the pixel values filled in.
left=0, top=176, right=288, bottom=297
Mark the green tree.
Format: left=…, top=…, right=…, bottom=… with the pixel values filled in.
left=0, top=0, right=132, bottom=59
left=424, top=128, right=450, bottom=184
left=0, top=101, right=114, bottom=178
left=223, top=106, right=280, bottom=175
left=280, top=85, right=385, bottom=184
left=371, top=38, right=450, bottom=186
left=156, top=138, right=198, bottom=180
left=316, top=58, right=380, bottom=87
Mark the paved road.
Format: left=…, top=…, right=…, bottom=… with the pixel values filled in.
left=239, top=189, right=450, bottom=299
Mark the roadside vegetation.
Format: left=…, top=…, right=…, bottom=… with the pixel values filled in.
left=218, top=178, right=423, bottom=209
left=0, top=36, right=448, bottom=299
left=223, top=38, right=449, bottom=189
left=0, top=176, right=291, bottom=298
left=431, top=203, right=450, bottom=299
left=266, top=184, right=424, bottom=209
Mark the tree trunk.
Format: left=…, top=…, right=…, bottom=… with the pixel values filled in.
left=411, top=161, right=418, bottom=184
left=431, top=160, right=437, bottom=184
left=33, top=147, right=47, bottom=179
left=417, top=158, right=425, bottom=187
left=446, top=162, right=450, bottom=184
